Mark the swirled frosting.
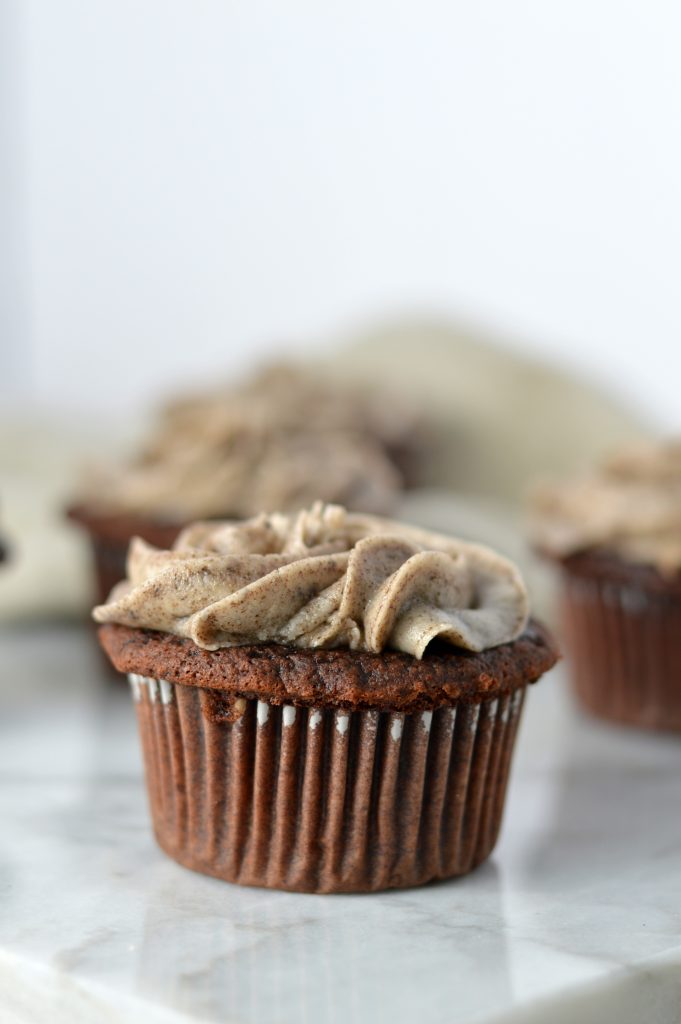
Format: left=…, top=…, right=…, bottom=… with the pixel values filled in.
left=530, top=439, right=681, bottom=572
left=93, top=502, right=529, bottom=658
left=80, top=365, right=424, bottom=519
left=156, top=364, right=421, bottom=463
left=84, top=431, right=400, bottom=520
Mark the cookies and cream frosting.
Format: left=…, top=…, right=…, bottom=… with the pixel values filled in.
left=80, top=365, right=423, bottom=520
left=84, top=431, right=400, bottom=520
left=155, top=364, right=419, bottom=461
left=530, top=439, right=681, bottom=572
left=93, top=502, right=529, bottom=658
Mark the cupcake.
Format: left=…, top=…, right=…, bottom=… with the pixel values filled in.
left=68, top=364, right=419, bottom=605
left=530, top=439, right=681, bottom=731
left=94, top=502, right=557, bottom=893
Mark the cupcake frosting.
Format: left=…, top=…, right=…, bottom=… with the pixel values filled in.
left=93, top=502, right=529, bottom=658
left=530, top=439, right=681, bottom=572
left=79, top=365, right=422, bottom=520
left=84, top=431, right=400, bottom=520
left=156, top=364, right=420, bottom=460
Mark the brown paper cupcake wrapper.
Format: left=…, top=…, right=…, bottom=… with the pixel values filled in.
left=67, top=506, right=184, bottom=605
left=128, top=675, right=525, bottom=893
left=560, top=568, right=681, bottom=731
left=89, top=535, right=130, bottom=607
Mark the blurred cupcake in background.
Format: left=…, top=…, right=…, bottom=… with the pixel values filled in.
left=67, top=363, right=427, bottom=604
left=529, top=439, right=681, bottom=731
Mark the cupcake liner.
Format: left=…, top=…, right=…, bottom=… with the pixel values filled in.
left=67, top=505, right=183, bottom=605
left=128, top=675, right=526, bottom=893
left=89, top=534, right=130, bottom=607
left=560, top=565, right=681, bottom=731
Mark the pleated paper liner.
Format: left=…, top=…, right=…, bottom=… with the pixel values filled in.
left=66, top=504, right=183, bottom=605
left=128, top=674, right=526, bottom=893
left=560, top=561, right=681, bottom=732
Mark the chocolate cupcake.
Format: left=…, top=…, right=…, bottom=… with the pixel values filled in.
left=530, top=439, right=681, bottom=731
left=69, top=365, right=416, bottom=605
left=94, top=502, right=557, bottom=893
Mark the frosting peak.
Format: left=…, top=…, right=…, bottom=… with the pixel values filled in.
left=93, top=503, right=529, bottom=658
left=530, top=439, right=681, bottom=572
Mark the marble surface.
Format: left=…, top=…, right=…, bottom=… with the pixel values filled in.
left=1, top=624, right=681, bottom=1024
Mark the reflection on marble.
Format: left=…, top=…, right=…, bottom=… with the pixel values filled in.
left=133, top=861, right=511, bottom=1024
left=1, top=625, right=680, bottom=1024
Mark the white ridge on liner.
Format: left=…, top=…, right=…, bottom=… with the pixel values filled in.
left=159, top=679, right=174, bottom=705
left=308, top=709, right=323, bottom=731
left=256, top=701, right=270, bottom=726
left=282, top=705, right=297, bottom=727
left=335, top=714, right=349, bottom=736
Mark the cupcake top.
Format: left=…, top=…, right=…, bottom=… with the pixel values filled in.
left=78, top=365, right=423, bottom=521
left=93, top=502, right=529, bottom=659
left=530, top=439, right=681, bottom=573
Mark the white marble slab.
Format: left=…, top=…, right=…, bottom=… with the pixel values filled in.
left=1, top=625, right=680, bottom=1024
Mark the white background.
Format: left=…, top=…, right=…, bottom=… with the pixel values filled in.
left=2, top=1, right=680, bottom=424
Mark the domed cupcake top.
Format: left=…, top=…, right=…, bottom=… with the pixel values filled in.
left=93, top=502, right=529, bottom=658
left=530, top=439, right=681, bottom=572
